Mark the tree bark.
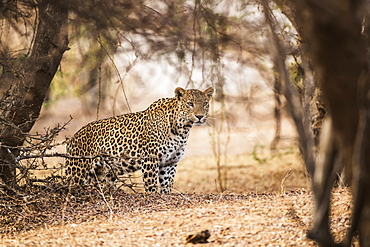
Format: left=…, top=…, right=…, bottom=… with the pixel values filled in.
left=0, top=0, right=69, bottom=187
left=285, top=0, right=370, bottom=245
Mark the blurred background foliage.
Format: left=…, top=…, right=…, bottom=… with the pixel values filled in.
left=1, top=0, right=284, bottom=108
left=0, top=0, right=314, bottom=190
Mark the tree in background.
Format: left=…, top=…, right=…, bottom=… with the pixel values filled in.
left=0, top=0, right=68, bottom=187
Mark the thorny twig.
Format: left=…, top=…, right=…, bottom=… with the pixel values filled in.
left=0, top=116, right=143, bottom=192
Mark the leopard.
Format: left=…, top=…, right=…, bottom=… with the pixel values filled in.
left=65, top=87, right=214, bottom=193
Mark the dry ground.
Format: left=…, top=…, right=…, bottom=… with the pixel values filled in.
left=0, top=188, right=355, bottom=246
left=0, top=150, right=357, bottom=246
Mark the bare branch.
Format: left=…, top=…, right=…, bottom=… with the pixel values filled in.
left=261, top=0, right=315, bottom=176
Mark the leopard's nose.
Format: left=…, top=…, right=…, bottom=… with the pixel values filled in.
left=195, top=115, right=204, bottom=121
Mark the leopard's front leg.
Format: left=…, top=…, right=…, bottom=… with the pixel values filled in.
left=159, top=163, right=178, bottom=193
left=141, top=160, right=160, bottom=193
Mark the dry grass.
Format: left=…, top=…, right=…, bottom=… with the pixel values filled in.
left=174, top=148, right=309, bottom=194
left=0, top=188, right=355, bottom=246
left=0, top=149, right=358, bottom=246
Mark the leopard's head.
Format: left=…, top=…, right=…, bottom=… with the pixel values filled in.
left=175, top=87, right=214, bottom=126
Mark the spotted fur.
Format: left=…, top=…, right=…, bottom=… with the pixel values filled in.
left=65, top=87, right=214, bottom=193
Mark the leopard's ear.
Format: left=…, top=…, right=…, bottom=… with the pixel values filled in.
left=204, top=87, right=214, bottom=98
left=175, top=87, right=186, bottom=100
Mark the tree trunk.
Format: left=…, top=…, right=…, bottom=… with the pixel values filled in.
left=0, top=0, right=69, bottom=187
left=286, top=0, right=370, bottom=245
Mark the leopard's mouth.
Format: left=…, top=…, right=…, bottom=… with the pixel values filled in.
left=186, top=116, right=206, bottom=126
left=193, top=119, right=206, bottom=126
left=187, top=119, right=203, bottom=126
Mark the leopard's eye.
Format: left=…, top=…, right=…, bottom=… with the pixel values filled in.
left=203, top=102, right=209, bottom=107
left=188, top=102, right=194, bottom=107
